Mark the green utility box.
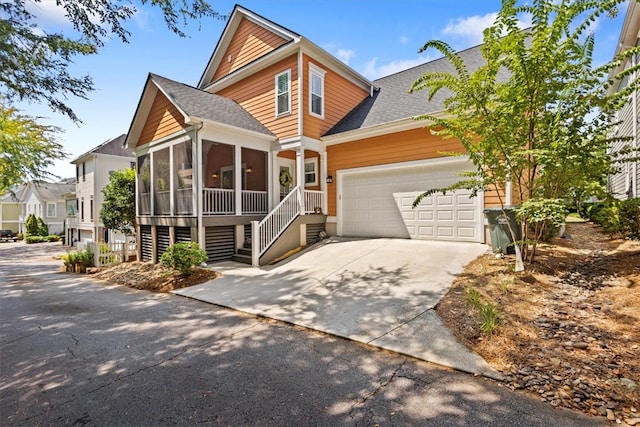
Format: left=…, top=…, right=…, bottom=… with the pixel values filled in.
left=484, top=207, right=521, bottom=254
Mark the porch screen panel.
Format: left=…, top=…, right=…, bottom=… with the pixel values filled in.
left=202, top=140, right=235, bottom=214
left=153, top=148, right=171, bottom=215
left=173, top=140, right=193, bottom=215
left=241, top=147, right=268, bottom=214
left=137, top=155, right=151, bottom=215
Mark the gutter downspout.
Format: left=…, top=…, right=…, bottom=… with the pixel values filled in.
left=194, top=122, right=205, bottom=249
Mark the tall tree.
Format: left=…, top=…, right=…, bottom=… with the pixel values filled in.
left=0, top=104, right=65, bottom=193
left=100, top=168, right=136, bottom=236
left=409, top=0, right=640, bottom=266
left=0, top=0, right=223, bottom=122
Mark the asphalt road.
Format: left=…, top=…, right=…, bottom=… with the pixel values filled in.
left=0, top=241, right=605, bottom=426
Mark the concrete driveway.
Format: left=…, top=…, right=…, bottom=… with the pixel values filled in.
left=175, top=237, right=498, bottom=378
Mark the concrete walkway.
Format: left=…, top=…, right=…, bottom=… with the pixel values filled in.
left=174, top=237, right=502, bottom=379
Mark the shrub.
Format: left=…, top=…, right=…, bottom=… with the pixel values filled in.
left=25, top=214, right=39, bottom=237
left=46, top=235, right=61, bottom=242
left=587, top=200, right=620, bottom=235
left=37, top=217, right=49, bottom=236
left=619, top=198, right=640, bottom=240
left=25, top=235, right=47, bottom=244
left=160, top=242, right=208, bottom=276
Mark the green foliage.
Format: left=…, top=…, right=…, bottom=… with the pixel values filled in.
left=61, top=248, right=93, bottom=272
left=24, top=213, right=39, bottom=237
left=25, top=235, right=46, bottom=244
left=0, top=0, right=223, bottom=122
left=100, top=168, right=136, bottom=235
left=409, top=0, right=640, bottom=265
left=516, top=199, right=568, bottom=244
left=37, top=217, right=49, bottom=236
left=160, top=242, right=208, bottom=276
left=618, top=198, right=640, bottom=240
left=0, top=106, right=66, bottom=192
left=46, top=235, right=61, bottom=242
left=466, top=287, right=500, bottom=334
left=587, top=200, right=620, bottom=235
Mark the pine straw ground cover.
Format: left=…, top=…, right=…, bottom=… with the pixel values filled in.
left=93, top=261, right=219, bottom=293
left=437, top=221, right=640, bottom=424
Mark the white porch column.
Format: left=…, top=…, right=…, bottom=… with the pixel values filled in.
left=320, top=150, right=328, bottom=214
left=196, top=131, right=205, bottom=247
left=296, top=147, right=305, bottom=215
left=235, top=144, right=242, bottom=215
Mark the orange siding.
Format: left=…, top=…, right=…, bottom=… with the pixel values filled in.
left=211, top=18, right=288, bottom=83
left=217, top=54, right=299, bottom=139
left=327, top=128, right=471, bottom=215
left=302, top=55, right=369, bottom=139
left=138, top=92, right=187, bottom=146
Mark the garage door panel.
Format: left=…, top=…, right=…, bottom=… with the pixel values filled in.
left=342, top=162, right=481, bottom=242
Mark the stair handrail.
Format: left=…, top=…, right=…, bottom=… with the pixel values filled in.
left=251, top=185, right=302, bottom=266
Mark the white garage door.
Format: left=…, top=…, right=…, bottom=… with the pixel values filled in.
left=340, top=161, right=482, bottom=242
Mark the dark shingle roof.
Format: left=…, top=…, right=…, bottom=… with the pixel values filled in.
left=150, top=74, right=274, bottom=136
left=326, top=44, right=488, bottom=136
left=72, top=134, right=132, bottom=163
left=31, top=181, right=75, bottom=201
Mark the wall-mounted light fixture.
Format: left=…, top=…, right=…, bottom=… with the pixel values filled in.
left=326, top=175, right=333, bottom=184
left=211, top=173, right=219, bottom=179
left=246, top=166, right=253, bottom=174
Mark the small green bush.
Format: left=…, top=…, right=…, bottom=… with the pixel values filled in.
left=46, top=235, right=61, bottom=242
left=619, top=198, right=640, bottom=240
left=160, top=242, right=208, bottom=276
left=466, top=286, right=500, bottom=334
left=587, top=200, right=620, bottom=235
left=37, top=217, right=49, bottom=236
left=25, top=236, right=47, bottom=244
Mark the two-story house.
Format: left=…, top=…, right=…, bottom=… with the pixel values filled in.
left=67, top=134, right=135, bottom=245
left=19, top=179, right=75, bottom=235
left=608, top=0, right=639, bottom=200
left=0, top=185, right=25, bottom=233
left=126, top=5, right=501, bottom=266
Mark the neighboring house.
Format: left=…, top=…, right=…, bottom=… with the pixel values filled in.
left=125, top=5, right=503, bottom=266
left=608, top=0, right=639, bottom=200
left=67, top=134, right=135, bottom=245
left=18, top=179, right=75, bottom=235
left=0, top=185, right=25, bottom=233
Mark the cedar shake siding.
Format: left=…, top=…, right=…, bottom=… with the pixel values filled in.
left=217, top=54, right=299, bottom=139
left=211, top=17, right=288, bottom=83
left=138, top=91, right=187, bottom=146
left=326, top=128, right=502, bottom=215
left=303, top=55, right=369, bottom=139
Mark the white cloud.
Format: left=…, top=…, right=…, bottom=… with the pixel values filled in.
left=442, top=12, right=532, bottom=47
left=336, top=48, right=355, bottom=65
left=25, top=0, right=71, bottom=27
left=362, top=55, right=436, bottom=80
left=442, top=12, right=499, bottom=46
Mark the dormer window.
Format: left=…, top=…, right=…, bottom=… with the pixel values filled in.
left=275, top=70, right=291, bottom=117
left=309, top=63, right=325, bottom=119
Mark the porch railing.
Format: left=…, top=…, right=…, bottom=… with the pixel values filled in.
left=203, top=188, right=234, bottom=215
left=242, top=190, right=268, bottom=214
left=251, top=185, right=302, bottom=266
left=304, top=190, right=324, bottom=214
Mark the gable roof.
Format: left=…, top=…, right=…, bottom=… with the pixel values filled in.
left=26, top=181, right=75, bottom=202
left=125, top=73, right=274, bottom=148
left=71, top=134, right=132, bottom=164
left=325, top=44, right=488, bottom=137
left=0, top=185, right=25, bottom=203
left=151, top=73, right=274, bottom=135
left=198, top=4, right=300, bottom=89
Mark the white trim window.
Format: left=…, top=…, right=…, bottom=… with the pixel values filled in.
left=304, top=158, right=318, bottom=187
left=46, top=202, right=56, bottom=218
left=309, top=63, right=325, bottom=118
left=275, top=70, right=291, bottom=117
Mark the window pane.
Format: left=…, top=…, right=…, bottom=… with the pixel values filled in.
left=312, top=94, right=322, bottom=115
left=277, top=93, right=288, bottom=114
left=312, top=74, right=322, bottom=95
left=278, top=74, right=288, bottom=94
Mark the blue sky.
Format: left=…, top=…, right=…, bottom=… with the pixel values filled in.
left=20, top=0, right=626, bottom=179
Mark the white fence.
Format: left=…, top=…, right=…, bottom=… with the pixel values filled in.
left=87, top=241, right=137, bottom=267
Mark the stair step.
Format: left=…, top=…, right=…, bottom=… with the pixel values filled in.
left=236, top=247, right=251, bottom=256
left=231, top=253, right=252, bottom=265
